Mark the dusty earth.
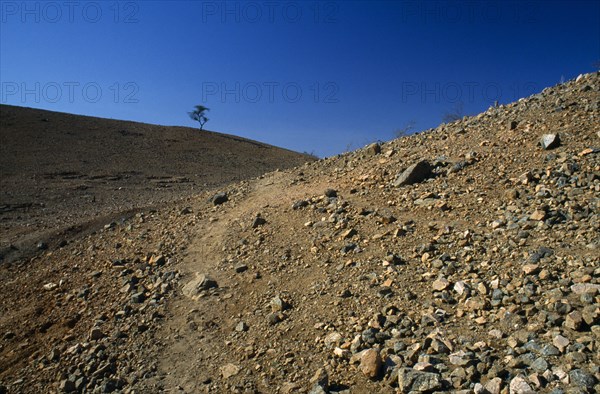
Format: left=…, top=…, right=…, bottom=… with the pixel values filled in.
left=0, top=73, right=599, bottom=394
left=0, top=105, right=314, bottom=263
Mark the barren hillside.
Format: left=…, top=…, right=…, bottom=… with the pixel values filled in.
left=0, top=105, right=314, bottom=262
left=0, top=73, right=598, bottom=394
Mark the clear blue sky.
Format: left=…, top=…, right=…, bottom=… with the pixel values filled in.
left=1, top=1, right=599, bottom=157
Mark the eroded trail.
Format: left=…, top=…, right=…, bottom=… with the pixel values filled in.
left=155, top=172, right=335, bottom=393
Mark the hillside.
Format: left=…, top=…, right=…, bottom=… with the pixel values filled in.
left=0, top=72, right=598, bottom=394
left=0, top=105, right=315, bottom=262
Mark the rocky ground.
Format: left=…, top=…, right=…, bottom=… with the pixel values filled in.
left=0, top=72, right=598, bottom=393
left=0, top=105, right=313, bottom=263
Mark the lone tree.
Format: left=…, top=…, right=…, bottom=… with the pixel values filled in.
left=189, top=105, right=209, bottom=130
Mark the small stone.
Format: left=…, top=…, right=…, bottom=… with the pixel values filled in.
left=212, top=192, right=228, bottom=205
left=413, top=362, right=434, bottom=372
left=89, top=327, right=105, bottom=340
left=359, top=348, right=382, bottom=379
left=308, top=384, right=327, bottom=394
left=565, top=311, right=583, bottom=330
left=292, top=200, right=309, bottom=209
left=484, top=377, right=502, bottom=394
left=378, top=209, right=397, bottom=224
left=74, top=377, right=86, bottom=391
left=582, top=304, right=599, bottom=325
left=529, top=210, right=546, bottom=221
left=182, top=273, right=218, bottom=299
left=531, top=357, right=548, bottom=372
left=509, top=120, right=519, bottom=130
left=234, top=264, right=248, bottom=273
left=432, top=277, right=450, bottom=291
left=509, top=376, right=533, bottom=393
left=235, top=321, right=248, bottom=332
left=59, top=379, right=76, bottom=392
left=449, top=351, right=471, bottom=366
left=149, top=255, right=166, bottom=266
left=569, top=369, right=596, bottom=389
left=251, top=215, right=267, bottom=228
left=333, top=347, right=349, bottom=358
left=540, top=134, right=560, bottom=150
left=324, top=332, right=342, bottom=348
left=3, top=331, right=15, bottom=340
left=393, top=160, right=433, bottom=186
left=341, top=228, right=357, bottom=239
left=397, top=368, right=442, bottom=392
left=454, top=281, right=468, bottom=296
left=270, top=296, right=289, bottom=312
left=553, top=335, right=569, bottom=352
left=220, top=363, right=240, bottom=379
left=281, top=382, right=300, bottom=394
left=48, top=348, right=60, bottom=362
left=309, top=368, right=329, bottom=391
left=528, top=373, right=543, bottom=389
left=267, top=312, right=284, bottom=325
left=324, top=189, right=337, bottom=198
left=570, top=283, right=600, bottom=295
left=522, top=264, right=540, bottom=275
left=341, top=243, right=357, bottom=253
left=366, top=142, right=381, bottom=155
left=131, top=291, right=146, bottom=303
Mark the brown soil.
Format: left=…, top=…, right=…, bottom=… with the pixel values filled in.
left=0, top=104, right=314, bottom=263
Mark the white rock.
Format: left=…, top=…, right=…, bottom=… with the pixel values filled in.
left=509, top=376, right=533, bottom=394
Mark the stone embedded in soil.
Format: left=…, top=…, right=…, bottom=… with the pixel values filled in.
left=270, top=295, right=289, bottom=312
left=324, top=188, right=338, bottom=198
left=220, top=363, right=240, bottom=379
left=251, top=215, right=266, bottom=228
left=393, top=160, right=433, bottom=186
left=539, top=133, right=561, bottom=150
left=181, top=273, right=218, bottom=299
left=359, top=348, right=382, bottom=379
left=211, top=192, right=228, bottom=205
left=89, top=327, right=105, bottom=340
left=267, top=312, right=285, bottom=325
left=366, top=142, right=381, bottom=155
left=397, top=368, right=442, bottom=393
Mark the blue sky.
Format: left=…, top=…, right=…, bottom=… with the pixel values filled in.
left=1, top=1, right=599, bottom=157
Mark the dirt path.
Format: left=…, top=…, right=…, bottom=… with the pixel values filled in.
left=155, top=170, right=333, bottom=393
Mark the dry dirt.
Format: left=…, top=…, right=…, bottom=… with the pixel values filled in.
left=0, top=105, right=314, bottom=263
left=0, top=73, right=599, bottom=394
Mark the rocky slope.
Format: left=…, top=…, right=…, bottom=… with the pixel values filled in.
left=0, top=72, right=598, bottom=394
left=0, top=105, right=314, bottom=263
